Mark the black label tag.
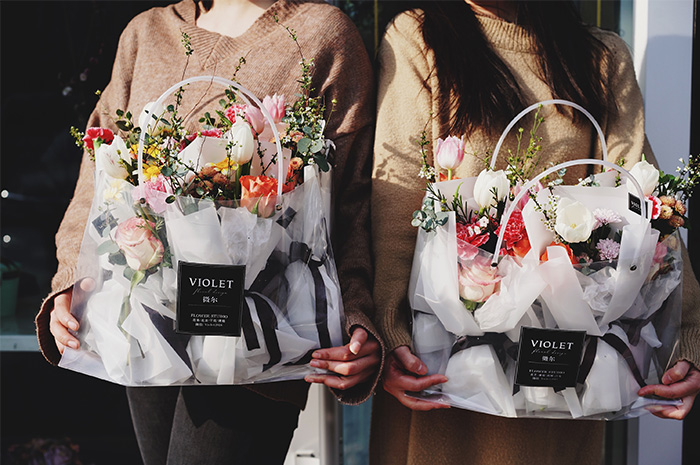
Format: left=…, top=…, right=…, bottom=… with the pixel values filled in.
left=514, top=327, right=586, bottom=388
left=628, top=193, right=642, bottom=216
left=176, top=262, right=245, bottom=336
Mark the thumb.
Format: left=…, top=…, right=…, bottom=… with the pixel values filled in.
left=394, top=346, right=427, bottom=375
left=349, top=327, right=368, bottom=355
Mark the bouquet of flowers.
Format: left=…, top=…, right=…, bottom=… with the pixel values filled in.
left=409, top=99, right=697, bottom=419
left=59, top=71, right=345, bottom=386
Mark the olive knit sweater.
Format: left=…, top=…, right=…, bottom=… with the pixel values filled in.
left=35, top=0, right=382, bottom=409
left=370, top=11, right=700, bottom=464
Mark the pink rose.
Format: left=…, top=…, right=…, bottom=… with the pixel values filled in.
left=262, top=94, right=286, bottom=124
left=458, top=262, right=501, bottom=303
left=114, top=217, right=164, bottom=271
left=132, top=174, right=173, bottom=214
left=83, top=127, right=115, bottom=150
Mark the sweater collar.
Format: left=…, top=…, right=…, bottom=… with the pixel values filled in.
left=175, top=0, right=300, bottom=70
left=476, top=13, right=536, bottom=53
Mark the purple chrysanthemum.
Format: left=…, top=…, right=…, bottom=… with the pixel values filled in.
left=596, top=238, right=621, bottom=261
left=593, top=208, right=622, bottom=229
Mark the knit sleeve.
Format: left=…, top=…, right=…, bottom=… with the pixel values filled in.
left=35, top=19, right=139, bottom=366
left=308, top=9, right=385, bottom=404
left=371, top=12, right=434, bottom=353
left=599, top=31, right=700, bottom=369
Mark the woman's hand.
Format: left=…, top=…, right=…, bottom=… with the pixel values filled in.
left=638, top=360, right=700, bottom=419
left=49, top=289, right=80, bottom=354
left=382, top=346, right=449, bottom=411
left=48, top=278, right=94, bottom=354
left=305, top=327, right=381, bottom=390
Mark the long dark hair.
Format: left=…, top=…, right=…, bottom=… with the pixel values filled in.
left=414, top=1, right=615, bottom=139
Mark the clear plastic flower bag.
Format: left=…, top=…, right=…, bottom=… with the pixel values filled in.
left=410, top=101, right=683, bottom=419
left=59, top=76, right=345, bottom=386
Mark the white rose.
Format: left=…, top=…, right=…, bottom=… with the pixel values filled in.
left=627, top=159, right=659, bottom=196
left=554, top=197, right=596, bottom=243
left=473, top=169, right=510, bottom=209
left=178, top=136, right=228, bottom=171
left=95, top=135, right=130, bottom=179
left=138, top=101, right=166, bottom=134
left=224, top=120, right=255, bottom=165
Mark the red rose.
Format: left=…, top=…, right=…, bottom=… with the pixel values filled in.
left=240, top=175, right=278, bottom=218
left=83, top=127, right=115, bottom=150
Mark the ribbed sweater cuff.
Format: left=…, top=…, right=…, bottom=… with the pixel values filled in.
left=380, top=322, right=413, bottom=354
left=678, top=326, right=700, bottom=370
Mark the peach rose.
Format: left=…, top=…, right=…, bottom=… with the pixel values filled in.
left=240, top=175, right=278, bottom=218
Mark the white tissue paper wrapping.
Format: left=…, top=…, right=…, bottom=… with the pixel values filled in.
left=63, top=167, right=345, bottom=386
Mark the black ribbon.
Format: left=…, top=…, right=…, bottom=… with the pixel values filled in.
left=450, top=333, right=513, bottom=366
left=240, top=292, right=282, bottom=371
left=575, top=333, right=647, bottom=388
left=602, top=333, right=647, bottom=388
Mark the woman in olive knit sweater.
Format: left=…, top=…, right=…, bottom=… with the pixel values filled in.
left=37, top=1, right=383, bottom=463
left=371, top=1, right=700, bottom=464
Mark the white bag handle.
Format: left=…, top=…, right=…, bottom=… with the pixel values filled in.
left=136, top=75, right=285, bottom=200
left=491, top=158, right=648, bottom=267
left=490, top=99, right=608, bottom=170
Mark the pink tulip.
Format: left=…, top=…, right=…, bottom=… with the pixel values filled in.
left=435, top=135, right=465, bottom=180
left=262, top=94, right=286, bottom=124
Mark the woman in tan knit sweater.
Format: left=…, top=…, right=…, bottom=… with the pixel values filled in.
left=371, top=1, right=700, bottom=463
left=38, top=1, right=382, bottom=463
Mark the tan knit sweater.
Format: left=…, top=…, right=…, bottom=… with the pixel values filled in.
left=370, top=11, right=700, bottom=464
left=36, top=0, right=382, bottom=409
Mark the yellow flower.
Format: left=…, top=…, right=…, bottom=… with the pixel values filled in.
left=214, top=158, right=237, bottom=175
left=143, top=164, right=161, bottom=180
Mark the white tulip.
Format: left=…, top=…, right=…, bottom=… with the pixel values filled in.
left=626, top=159, right=659, bottom=196
left=554, top=197, right=596, bottom=243
left=95, top=135, right=130, bottom=179
left=178, top=136, right=228, bottom=171
left=473, top=169, right=510, bottom=209
left=224, top=120, right=255, bottom=165
left=138, top=101, right=166, bottom=134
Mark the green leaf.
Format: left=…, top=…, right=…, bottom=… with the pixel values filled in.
left=108, top=252, right=127, bottom=266
left=219, top=99, right=227, bottom=108
left=310, top=139, right=324, bottom=153
left=297, top=138, right=312, bottom=153
left=116, top=109, right=124, bottom=117
left=167, top=104, right=175, bottom=112
left=123, top=267, right=134, bottom=281
left=411, top=218, right=422, bottom=227
left=116, top=121, right=131, bottom=132
left=313, top=154, right=330, bottom=172
left=160, top=166, right=173, bottom=177
left=97, top=241, right=120, bottom=255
